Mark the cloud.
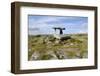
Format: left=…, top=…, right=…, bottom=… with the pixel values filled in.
left=28, top=15, right=88, bottom=35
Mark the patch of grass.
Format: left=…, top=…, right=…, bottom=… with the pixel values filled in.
left=66, top=51, right=77, bottom=58
left=28, top=34, right=88, bottom=60
left=41, top=54, right=53, bottom=60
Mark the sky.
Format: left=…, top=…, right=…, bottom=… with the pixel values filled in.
left=28, top=15, right=88, bottom=35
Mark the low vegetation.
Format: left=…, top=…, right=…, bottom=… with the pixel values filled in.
left=28, top=34, right=88, bottom=60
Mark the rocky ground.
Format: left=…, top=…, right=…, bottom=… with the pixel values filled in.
left=28, top=34, right=88, bottom=61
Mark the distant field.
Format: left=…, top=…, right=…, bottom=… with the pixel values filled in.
left=28, top=34, right=88, bottom=61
